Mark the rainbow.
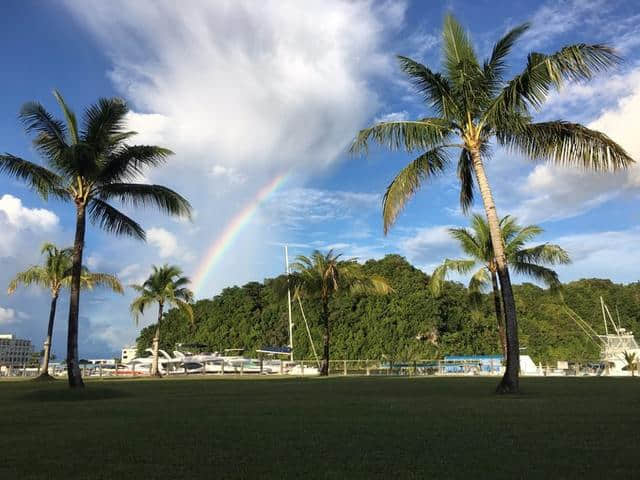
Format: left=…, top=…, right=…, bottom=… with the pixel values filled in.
left=191, top=171, right=290, bottom=297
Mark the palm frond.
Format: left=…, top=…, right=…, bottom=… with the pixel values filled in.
left=485, top=44, right=619, bottom=122
left=468, top=266, right=490, bottom=294
left=82, top=273, right=124, bottom=293
left=382, top=147, right=449, bottom=234
left=100, top=146, right=174, bottom=183
left=442, top=14, right=480, bottom=86
left=98, top=183, right=192, bottom=219
left=511, top=262, right=560, bottom=287
left=514, top=244, right=571, bottom=266
left=19, top=101, right=68, bottom=160
left=456, top=149, right=475, bottom=213
left=53, top=90, right=79, bottom=145
left=7, top=267, right=49, bottom=294
left=87, top=198, right=145, bottom=240
left=498, top=121, right=634, bottom=171
left=483, top=23, right=530, bottom=93
left=0, top=155, right=67, bottom=200
left=430, top=258, right=477, bottom=296
left=350, top=119, right=452, bottom=155
left=397, top=56, right=460, bottom=118
left=82, top=97, right=128, bottom=154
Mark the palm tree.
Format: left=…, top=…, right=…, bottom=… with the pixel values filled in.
left=7, top=242, right=123, bottom=379
left=430, top=215, right=570, bottom=356
left=130, top=265, right=194, bottom=377
left=0, top=91, right=192, bottom=388
left=623, top=351, right=637, bottom=377
left=350, top=15, right=633, bottom=392
left=290, top=250, right=392, bottom=376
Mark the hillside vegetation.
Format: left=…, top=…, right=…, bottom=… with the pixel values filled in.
left=137, top=255, right=640, bottom=363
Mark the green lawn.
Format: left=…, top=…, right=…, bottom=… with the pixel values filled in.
left=1, top=376, right=638, bottom=479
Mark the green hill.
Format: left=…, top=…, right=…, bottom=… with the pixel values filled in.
left=136, top=255, right=640, bottom=363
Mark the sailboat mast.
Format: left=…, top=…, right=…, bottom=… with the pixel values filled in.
left=285, top=245, right=294, bottom=361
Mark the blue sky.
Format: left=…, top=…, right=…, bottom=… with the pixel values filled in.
left=1, top=0, right=639, bottom=359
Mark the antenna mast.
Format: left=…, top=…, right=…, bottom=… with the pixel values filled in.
left=285, top=245, right=294, bottom=361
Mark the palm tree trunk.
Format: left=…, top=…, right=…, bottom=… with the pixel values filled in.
left=490, top=271, right=507, bottom=358
left=470, top=148, right=520, bottom=394
left=67, top=204, right=86, bottom=388
left=38, top=292, right=58, bottom=379
left=320, top=297, right=330, bottom=376
left=151, top=302, right=164, bottom=377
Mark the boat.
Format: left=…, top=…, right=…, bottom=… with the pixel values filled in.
left=566, top=297, right=640, bottom=376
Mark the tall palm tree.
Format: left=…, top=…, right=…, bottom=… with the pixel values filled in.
left=0, top=91, right=192, bottom=388
left=7, top=242, right=123, bottom=379
left=290, top=250, right=392, bottom=376
left=350, top=15, right=633, bottom=392
left=130, top=265, right=194, bottom=377
left=430, top=215, right=570, bottom=356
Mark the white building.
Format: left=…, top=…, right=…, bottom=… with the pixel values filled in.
left=0, top=334, right=34, bottom=367
left=121, top=346, right=138, bottom=363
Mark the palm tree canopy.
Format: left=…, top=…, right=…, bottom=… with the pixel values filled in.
left=0, top=91, right=192, bottom=240
left=289, top=250, right=393, bottom=300
left=430, top=214, right=570, bottom=296
left=7, top=242, right=123, bottom=295
left=130, top=264, right=194, bottom=324
left=350, top=14, right=633, bottom=233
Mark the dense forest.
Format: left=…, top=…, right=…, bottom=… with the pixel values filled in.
left=136, top=255, right=640, bottom=364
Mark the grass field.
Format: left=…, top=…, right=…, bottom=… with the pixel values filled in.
left=1, top=376, right=639, bottom=479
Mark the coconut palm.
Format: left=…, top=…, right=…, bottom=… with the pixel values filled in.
left=350, top=15, right=633, bottom=392
left=290, top=250, right=392, bottom=376
left=430, top=215, right=570, bottom=356
left=130, top=265, right=194, bottom=377
left=0, top=91, right=192, bottom=387
left=7, top=242, right=123, bottom=379
left=623, top=351, right=637, bottom=377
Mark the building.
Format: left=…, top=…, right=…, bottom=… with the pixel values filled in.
left=0, top=334, right=34, bottom=367
left=121, top=346, right=138, bottom=363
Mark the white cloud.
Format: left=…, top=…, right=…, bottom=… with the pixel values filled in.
left=210, top=165, right=247, bottom=185
left=551, top=228, right=640, bottom=283
left=146, top=227, right=178, bottom=258
left=0, top=195, right=60, bottom=257
left=521, top=0, right=610, bottom=49
left=65, top=0, right=405, bottom=173
left=507, top=67, right=640, bottom=224
left=0, top=194, right=58, bottom=231
left=0, top=306, right=19, bottom=325
left=373, top=110, right=409, bottom=124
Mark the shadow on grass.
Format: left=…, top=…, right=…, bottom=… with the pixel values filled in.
left=20, top=387, right=132, bottom=403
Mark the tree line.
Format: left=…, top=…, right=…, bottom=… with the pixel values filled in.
left=136, top=254, right=640, bottom=365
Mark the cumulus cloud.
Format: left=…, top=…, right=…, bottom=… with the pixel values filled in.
left=146, top=228, right=178, bottom=258
left=507, top=67, right=640, bottom=224
left=551, top=228, right=640, bottom=283
left=0, top=306, right=20, bottom=325
left=0, top=194, right=58, bottom=231
left=65, top=0, right=405, bottom=173
left=0, top=195, right=59, bottom=257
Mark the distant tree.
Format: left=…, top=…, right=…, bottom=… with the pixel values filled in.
left=430, top=215, right=570, bottom=355
left=351, top=15, right=632, bottom=393
left=8, top=242, right=122, bottom=380
left=0, top=91, right=191, bottom=388
left=289, top=250, right=392, bottom=376
left=130, top=265, right=194, bottom=376
left=623, top=351, right=637, bottom=377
